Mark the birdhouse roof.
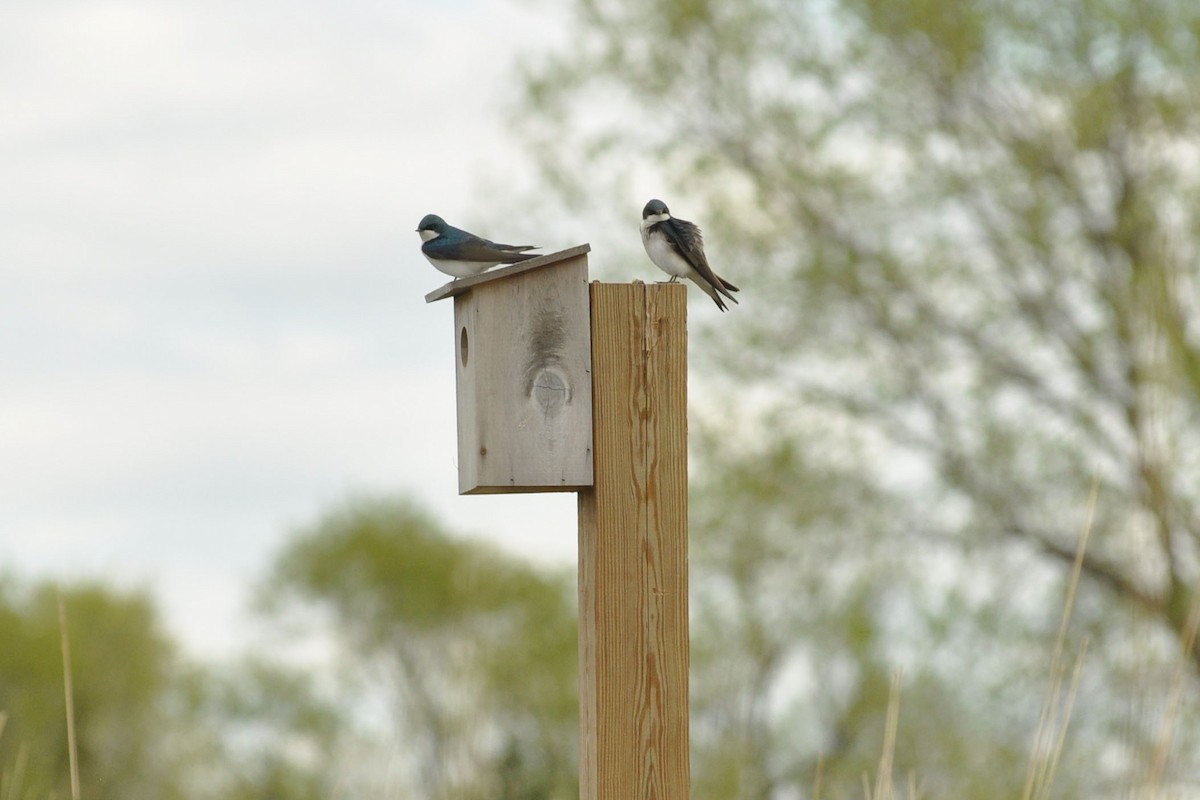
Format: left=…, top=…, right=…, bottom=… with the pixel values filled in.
left=424, top=243, right=592, bottom=304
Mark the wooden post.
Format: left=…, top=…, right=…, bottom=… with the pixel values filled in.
left=578, top=281, right=689, bottom=799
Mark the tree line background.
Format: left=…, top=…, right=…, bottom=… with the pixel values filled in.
left=4, top=0, right=1199, bottom=797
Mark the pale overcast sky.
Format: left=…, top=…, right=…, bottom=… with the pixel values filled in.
left=0, top=0, right=588, bottom=658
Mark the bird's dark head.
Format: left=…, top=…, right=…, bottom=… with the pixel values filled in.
left=642, top=199, right=670, bottom=220
left=416, top=214, right=447, bottom=237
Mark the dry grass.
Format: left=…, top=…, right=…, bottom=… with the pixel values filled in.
left=57, top=594, right=81, bottom=800
left=56, top=594, right=81, bottom=800
left=861, top=671, right=908, bottom=800
left=1, top=595, right=84, bottom=800
left=1145, top=589, right=1200, bottom=798
left=1020, top=483, right=1097, bottom=800
left=842, top=483, right=1115, bottom=800
left=842, top=481, right=1199, bottom=800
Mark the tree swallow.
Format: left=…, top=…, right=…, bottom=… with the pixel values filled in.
left=417, top=214, right=538, bottom=278
left=640, top=199, right=739, bottom=311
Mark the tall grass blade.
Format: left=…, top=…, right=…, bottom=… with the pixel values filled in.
left=58, top=593, right=82, bottom=800
left=1146, top=590, right=1200, bottom=794
left=1022, top=481, right=1097, bottom=800
left=872, top=671, right=902, bottom=800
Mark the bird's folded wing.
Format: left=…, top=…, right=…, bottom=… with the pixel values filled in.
left=430, top=238, right=534, bottom=262
left=665, top=218, right=725, bottom=289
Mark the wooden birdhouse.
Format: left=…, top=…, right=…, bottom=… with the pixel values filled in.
left=425, top=244, right=593, bottom=494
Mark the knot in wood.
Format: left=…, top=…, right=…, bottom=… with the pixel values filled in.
left=531, top=366, right=568, bottom=416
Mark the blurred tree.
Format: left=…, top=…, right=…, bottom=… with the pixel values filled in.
left=262, top=497, right=579, bottom=800
left=0, top=576, right=340, bottom=800
left=516, top=0, right=1200, bottom=795
left=0, top=577, right=181, bottom=799
left=175, top=657, right=342, bottom=800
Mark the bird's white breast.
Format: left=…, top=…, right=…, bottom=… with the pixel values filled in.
left=641, top=225, right=692, bottom=279
left=423, top=253, right=496, bottom=278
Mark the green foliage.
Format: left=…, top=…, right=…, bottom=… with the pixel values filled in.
left=176, top=657, right=342, bottom=800
left=0, top=575, right=342, bottom=800
left=0, top=577, right=178, bottom=800
left=262, top=497, right=579, bottom=800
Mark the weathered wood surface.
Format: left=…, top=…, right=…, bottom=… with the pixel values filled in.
left=578, top=281, right=689, bottom=799
left=453, top=249, right=593, bottom=493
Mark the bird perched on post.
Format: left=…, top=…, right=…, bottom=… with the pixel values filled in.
left=640, top=199, right=739, bottom=311
left=416, top=214, right=538, bottom=278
